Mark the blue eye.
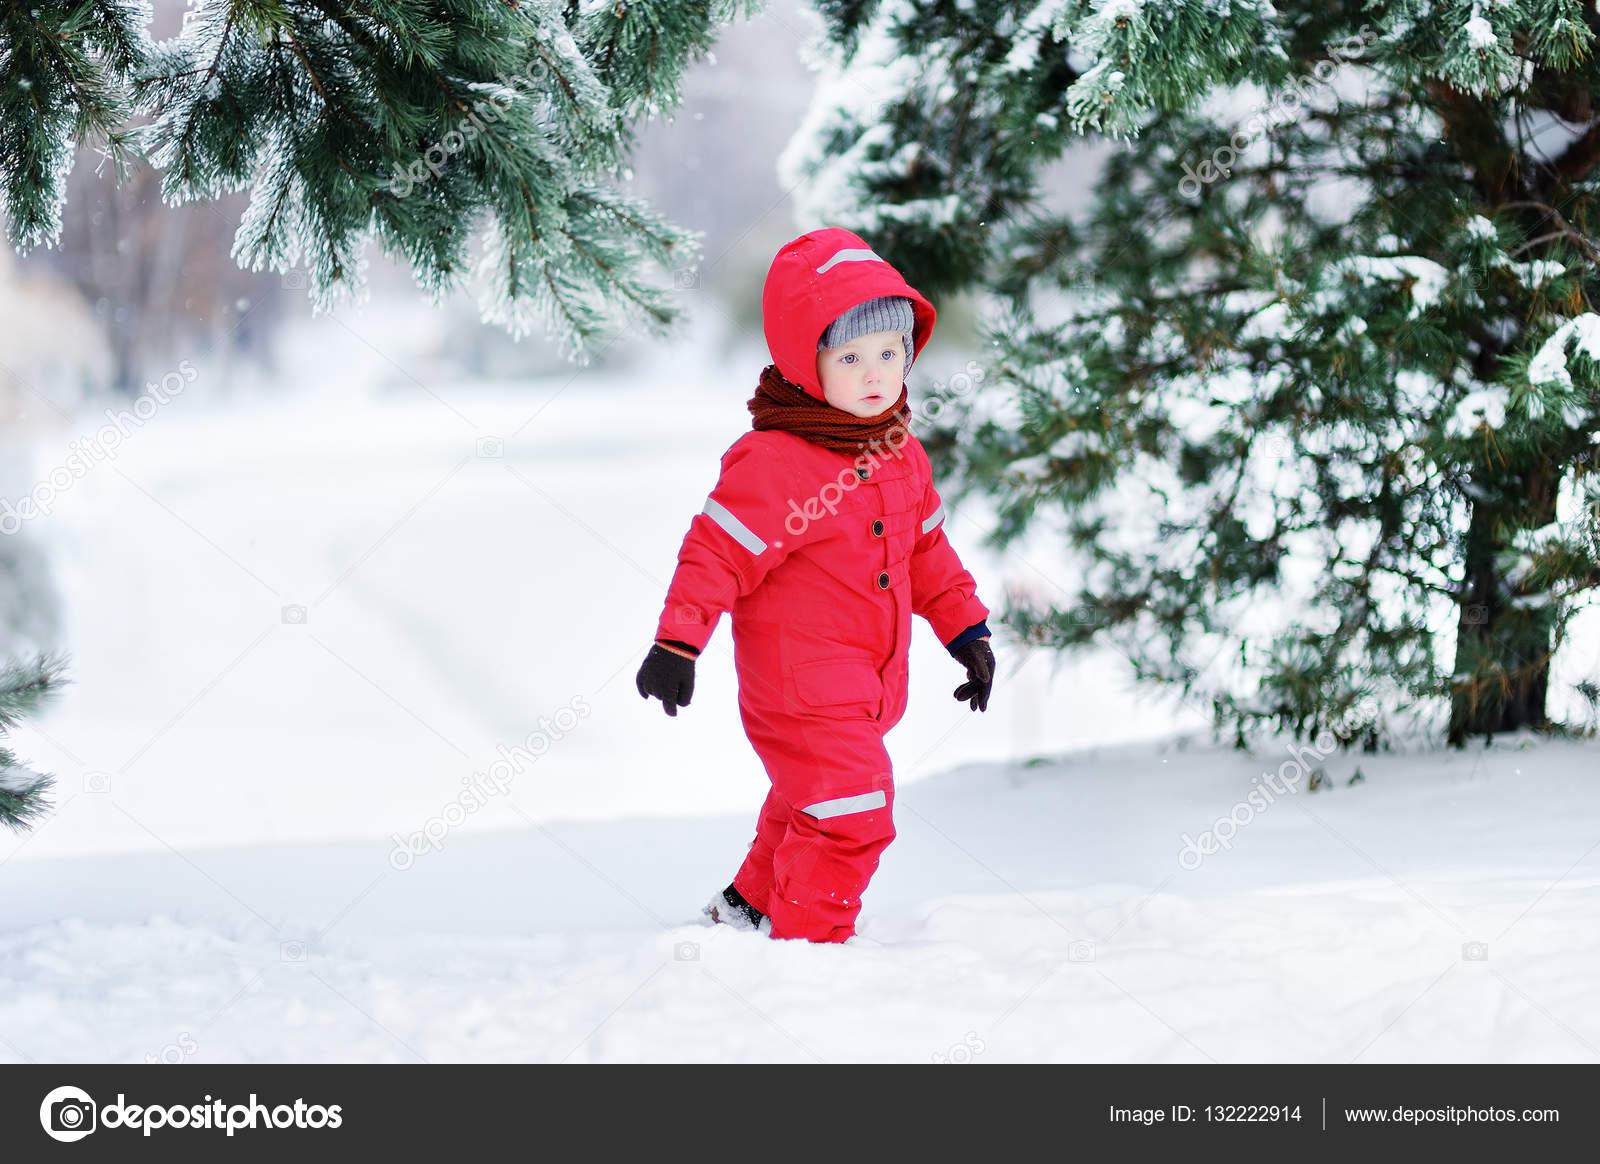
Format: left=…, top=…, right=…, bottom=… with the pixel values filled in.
left=840, top=353, right=855, bottom=364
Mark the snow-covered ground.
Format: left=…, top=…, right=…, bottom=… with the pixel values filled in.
left=1, top=299, right=1597, bottom=1062
left=3, top=731, right=1597, bottom=1063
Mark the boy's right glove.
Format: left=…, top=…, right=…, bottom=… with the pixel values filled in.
left=636, top=642, right=696, bottom=717
left=952, top=637, right=995, bottom=712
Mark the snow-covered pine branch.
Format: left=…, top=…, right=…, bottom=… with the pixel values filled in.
left=3, top=1, right=754, bottom=359
left=0, top=653, right=68, bottom=833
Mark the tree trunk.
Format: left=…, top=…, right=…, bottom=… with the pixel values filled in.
left=1447, top=464, right=1560, bottom=746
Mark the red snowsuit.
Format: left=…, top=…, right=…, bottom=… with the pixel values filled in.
left=653, top=228, right=989, bottom=942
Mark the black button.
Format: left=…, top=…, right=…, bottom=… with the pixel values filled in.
left=871, top=519, right=884, bottom=537
left=856, top=466, right=870, bottom=481
left=876, top=571, right=890, bottom=589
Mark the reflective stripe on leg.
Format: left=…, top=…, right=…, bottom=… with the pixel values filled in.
left=800, top=789, right=888, bottom=819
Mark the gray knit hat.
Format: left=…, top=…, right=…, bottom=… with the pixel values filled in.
left=817, top=295, right=916, bottom=379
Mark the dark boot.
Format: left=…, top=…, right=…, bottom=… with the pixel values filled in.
left=703, top=883, right=768, bottom=932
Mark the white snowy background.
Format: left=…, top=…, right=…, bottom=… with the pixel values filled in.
left=1, top=1, right=1598, bottom=1064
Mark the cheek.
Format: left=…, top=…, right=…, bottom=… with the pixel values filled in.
left=821, top=370, right=853, bottom=408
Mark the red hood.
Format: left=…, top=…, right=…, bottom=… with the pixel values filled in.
left=761, top=227, right=937, bottom=401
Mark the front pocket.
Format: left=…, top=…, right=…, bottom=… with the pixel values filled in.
left=789, top=657, right=882, bottom=717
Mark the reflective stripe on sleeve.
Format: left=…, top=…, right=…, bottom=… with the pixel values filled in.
left=702, top=496, right=767, bottom=555
left=920, top=503, right=946, bottom=535
left=800, top=789, right=888, bottom=819
left=815, top=247, right=885, bottom=275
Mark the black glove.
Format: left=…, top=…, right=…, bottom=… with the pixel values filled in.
left=952, top=638, right=994, bottom=712
left=636, top=642, right=696, bottom=717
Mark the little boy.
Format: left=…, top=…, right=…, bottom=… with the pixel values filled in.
left=636, top=227, right=995, bottom=943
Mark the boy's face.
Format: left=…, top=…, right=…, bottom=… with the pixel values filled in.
left=815, top=329, right=906, bottom=417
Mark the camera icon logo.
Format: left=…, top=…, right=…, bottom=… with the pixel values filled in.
left=83, top=770, right=112, bottom=794
left=281, top=604, right=308, bottom=625
left=1462, top=941, right=1489, bottom=961
left=674, top=268, right=700, bottom=290
left=476, top=436, right=504, bottom=459
left=932, top=1030, right=986, bottom=1064
left=39, top=1085, right=97, bottom=1142
left=1068, top=939, right=1095, bottom=963
left=673, top=941, right=700, bottom=962
left=282, top=270, right=306, bottom=290
left=280, top=940, right=307, bottom=962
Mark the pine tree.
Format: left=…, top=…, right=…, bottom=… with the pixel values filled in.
left=788, top=0, right=1600, bottom=748
left=2, top=0, right=759, bottom=360
left=0, top=655, right=67, bottom=833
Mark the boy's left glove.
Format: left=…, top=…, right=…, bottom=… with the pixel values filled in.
left=636, top=642, right=696, bottom=717
left=952, top=638, right=994, bottom=712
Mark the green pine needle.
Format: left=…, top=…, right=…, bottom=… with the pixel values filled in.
left=0, top=653, right=71, bottom=833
